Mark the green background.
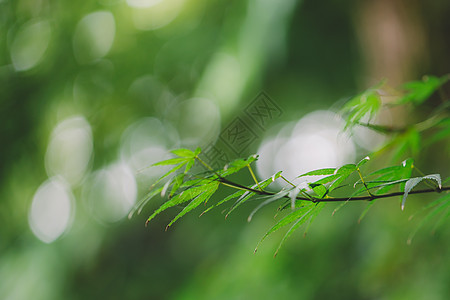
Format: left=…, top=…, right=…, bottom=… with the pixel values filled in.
left=1, top=0, right=449, bottom=299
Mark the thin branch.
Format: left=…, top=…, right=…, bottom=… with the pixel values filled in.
left=280, top=175, right=296, bottom=187
left=217, top=177, right=450, bottom=203
left=356, top=122, right=407, bottom=133
left=357, top=167, right=374, bottom=197
left=248, top=165, right=263, bottom=191
left=195, top=156, right=214, bottom=171
left=357, top=112, right=448, bottom=135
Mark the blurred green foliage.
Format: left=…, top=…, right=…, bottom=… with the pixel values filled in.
left=1, top=0, right=450, bottom=299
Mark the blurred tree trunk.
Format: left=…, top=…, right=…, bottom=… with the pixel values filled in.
left=354, top=0, right=427, bottom=86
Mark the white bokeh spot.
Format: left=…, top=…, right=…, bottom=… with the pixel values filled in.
left=29, top=177, right=74, bottom=243
left=83, top=162, right=137, bottom=223
left=257, top=110, right=356, bottom=186
left=45, top=116, right=93, bottom=186
left=10, top=20, right=51, bottom=71
left=73, top=11, right=116, bottom=63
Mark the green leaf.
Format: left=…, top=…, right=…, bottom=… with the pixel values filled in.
left=184, top=159, right=195, bottom=174
left=201, top=189, right=245, bottom=216
left=336, top=163, right=357, bottom=175
left=328, top=164, right=357, bottom=192
left=425, top=118, right=450, bottom=146
left=410, top=191, right=450, bottom=221
left=432, top=206, right=450, bottom=233
left=302, top=202, right=324, bottom=237
left=308, top=164, right=356, bottom=197
left=278, top=197, right=315, bottom=212
left=444, top=176, right=450, bottom=185
left=311, top=174, right=341, bottom=185
left=392, top=129, right=421, bottom=161
left=402, top=174, right=441, bottom=210
left=146, top=182, right=212, bottom=225
left=194, top=147, right=202, bottom=156
left=166, top=181, right=219, bottom=229
left=247, top=190, right=290, bottom=222
left=171, top=148, right=195, bottom=158
left=398, top=75, right=449, bottom=105
left=342, top=84, right=383, bottom=129
left=423, top=174, right=442, bottom=189
left=153, top=157, right=188, bottom=166
left=297, top=168, right=336, bottom=177
left=309, top=183, right=327, bottom=198
left=367, top=165, right=401, bottom=177
left=129, top=186, right=164, bottom=219
left=407, top=194, right=450, bottom=245
left=151, top=162, right=187, bottom=190
left=226, top=172, right=282, bottom=218
left=356, top=156, right=370, bottom=169
left=180, top=177, right=214, bottom=188
left=273, top=206, right=316, bottom=257
left=402, top=177, right=422, bottom=210
left=357, top=159, right=414, bottom=195
left=358, top=200, right=376, bottom=223
left=332, top=199, right=350, bottom=216
left=225, top=190, right=256, bottom=218
left=218, top=155, right=258, bottom=177
left=353, top=179, right=409, bottom=196
left=205, top=172, right=283, bottom=218
left=396, top=159, right=414, bottom=190
left=169, top=173, right=185, bottom=197
left=255, top=202, right=316, bottom=253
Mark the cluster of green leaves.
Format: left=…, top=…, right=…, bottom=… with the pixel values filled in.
left=407, top=178, right=450, bottom=245
left=342, top=75, right=450, bottom=160
left=136, top=75, right=450, bottom=254
left=136, top=151, right=448, bottom=253
left=133, top=150, right=277, bottom=230
left=398, top=75, right=449, bottom=105
left=341, top=81, right=384, bottom=130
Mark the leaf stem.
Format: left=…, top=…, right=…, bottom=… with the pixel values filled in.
left=195, top=156, right=214, bottom=171
left=247, top=165, right=263, bottom=191
left=357, top=168, right=374, bottom=199
left=281, top=175, right=295, bottom=187
left=220, top=181, right=251, bottom=192
left=280, top=175, right=313, bottom=200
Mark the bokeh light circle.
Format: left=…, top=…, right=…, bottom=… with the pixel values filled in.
left=45, top=116, right=93, bottom=187
left=10, top=20, right=51, bottom=71
left=29, top=177, right=74, bottom=243
left=73, top=11, right=116, bottom=63
left=257, top=110, right=356, bottom=185
left=83, top=162, right=137, bottom=223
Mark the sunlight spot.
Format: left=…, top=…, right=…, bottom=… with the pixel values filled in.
left=256, top=111, right=355, bottom=185
left=120, top=117, right=178, bottom=156
left=352, top=112, right=390, bottom=151
left=120, top=117, right=179, bottom=181
left=45, top=116, right=93, bottom=186
left=256, top=136, right=285, bottom=180
left=73, top=11, right=115, bottom=64
left=126, top=0, right=163, bottom=8
left=83, top=162, right=137, bottom=223
left=195, top=53, right=242, bottom=116
left=10, top=20, right=51, bottom=71
left=130, top=0, right=185, bottom=31
left=29, top=177, right=74, bottom=243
